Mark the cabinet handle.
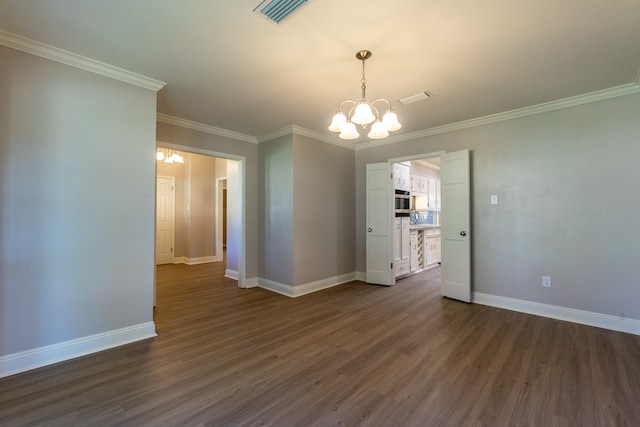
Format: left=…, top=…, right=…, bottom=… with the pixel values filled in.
left=460, top=231, right=467, bottom=236
left=367, top=228, right=373, bottom=232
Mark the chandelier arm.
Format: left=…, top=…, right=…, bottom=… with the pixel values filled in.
left=346, top=104, right=358, bottom=122
left=369, top=104, right=381, bottom=120
left=338, top=99, right=359, bottom=112
left=369, top=98, right=392, bottom=110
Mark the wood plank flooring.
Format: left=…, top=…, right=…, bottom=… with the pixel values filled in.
left=1, top=263, right=639, bottom=426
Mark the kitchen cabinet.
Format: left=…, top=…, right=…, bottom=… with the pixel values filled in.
left=427, top=178, right=441, bottom=210
left=410, top=229, right=424, bottom=272
left=411, top=173, right=427, bottom=195
left=394, top=217, right=411, bottom=278
left=424, top=229, right=441, bottom=267
left=393, top=163, right=411, bottom=192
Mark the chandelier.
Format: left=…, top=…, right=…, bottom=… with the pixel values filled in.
left=329, top=50, right=401, bottom=140
left=156, top=148, right=184, bottom=164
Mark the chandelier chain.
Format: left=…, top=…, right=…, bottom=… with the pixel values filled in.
left=360, top=58, right=367, bottom=101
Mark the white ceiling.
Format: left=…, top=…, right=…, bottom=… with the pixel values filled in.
left=1, top=1, right=639, bottom=143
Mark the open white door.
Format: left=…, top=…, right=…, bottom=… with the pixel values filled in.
left=440, top=150, right=471, bottom=302
left=366, top=163, right=394, bottom=286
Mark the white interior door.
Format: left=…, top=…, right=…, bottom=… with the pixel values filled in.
left=440, top=150, right=471, bottom=302
left=366, top=163, right=394, bottom=286
left=156, top=176, right=175, bottom=265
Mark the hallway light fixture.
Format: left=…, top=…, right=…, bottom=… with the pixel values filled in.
left=156, top=148, right=184, bottom=164
left=329, top=50, right=401, bottom=140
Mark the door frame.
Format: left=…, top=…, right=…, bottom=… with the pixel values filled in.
left=156, top=141, right=247, bottom=288
left=386, top=151, right=449, bottom=280
left=215, top=177, right=227, bottom=263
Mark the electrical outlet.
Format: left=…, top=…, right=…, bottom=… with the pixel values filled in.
left=490, top=194, right=498, bottom=205
left=542, top=276, right=551, bottom=288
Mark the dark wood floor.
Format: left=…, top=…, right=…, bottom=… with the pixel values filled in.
left=1, top=263, right=639, bottom=426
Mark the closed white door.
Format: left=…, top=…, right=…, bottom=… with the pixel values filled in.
left=156, top=176, right=175, bottom=265
left=366, top=163, right=394, bottom=286
left=440, top=150, right=471, bottom=302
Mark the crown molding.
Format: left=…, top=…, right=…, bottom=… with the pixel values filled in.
left=156, top=113, right=258, bottom=144
left=355, top=82, right=640, bottom=151
left=258, top=125, right=356, bottom=150
left=255, top=125, right=295, bottom=143
left=0, top=30, right=166, bottom=92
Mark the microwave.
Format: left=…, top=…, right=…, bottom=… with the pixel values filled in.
left=394, top=190, right=410, bottom=216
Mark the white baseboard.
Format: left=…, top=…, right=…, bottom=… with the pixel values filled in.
left=244, top=277, right=259, bottom=288
left=473, top=292, right=640, bottom=336
left=0, top=322, right=157, bottom=378
left=355, top=271, right=366, bottom=282
left=225, top=269, right=239, bottom=280
left=174, top=256, right=218, bottom=265
left=258, top=278, right=294, bottom=297
left=258, top=272, right=357, bottom=298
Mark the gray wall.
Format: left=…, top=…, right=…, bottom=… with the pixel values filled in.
left=0, top=46, right=158, bottom=355
left=156, top=122, right=258, bottom=279
left=258, top=134, right=295, bottom=285
left=258, top=133, right=356, bottom=287
left=157, top=153, right=219, bottom=260
left=293, top=134, right=356, bottom=286
left=186, top=154, right=217, bottom=259
left=356, top=93, right=640, bottom=320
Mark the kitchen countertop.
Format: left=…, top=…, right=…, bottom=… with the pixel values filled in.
left=409, top=224, right=441, bottom=230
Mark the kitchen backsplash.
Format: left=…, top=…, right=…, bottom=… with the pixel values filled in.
left=410, top=210, right=438, bottom=225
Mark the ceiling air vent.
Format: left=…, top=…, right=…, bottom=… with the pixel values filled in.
left=253, top=0, right=308, bottom=24
left=399, top=91, right=433, bottom=105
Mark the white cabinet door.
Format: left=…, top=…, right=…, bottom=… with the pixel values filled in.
left=393, top=217, right=401, bottom=262
left=401, top=217, right=410, bottom=261
left=425, top=237, right=437, bottom=266
left=394, top=163, right=411, bottom=192
left=410, top=230, right=418, bottom=271
left=428, top=178, right=437, bottom=209
left=411, top=174, right=421, bottom=193
left=411, top=173, right=429, bottom=195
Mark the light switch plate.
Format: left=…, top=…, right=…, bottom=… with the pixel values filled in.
left=490, top=194, right=498, bottom=205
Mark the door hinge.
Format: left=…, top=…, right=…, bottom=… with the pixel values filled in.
left=390, top=262, right=393, bottom=269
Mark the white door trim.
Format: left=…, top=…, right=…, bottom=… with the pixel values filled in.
left=215, top=177, right=227, bottom=263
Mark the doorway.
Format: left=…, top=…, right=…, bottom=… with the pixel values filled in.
left=155, top=142, right=246, bottom=288
left=215, top=178, right=227, bottom=263
left=394, top=156, right=442, bottom=284
left=366, top=150, right=471, bottom=302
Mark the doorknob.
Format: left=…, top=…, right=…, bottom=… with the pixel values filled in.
left=368, top=228, right=373, bottom=232
left=460, top=231, right=467, bottom=236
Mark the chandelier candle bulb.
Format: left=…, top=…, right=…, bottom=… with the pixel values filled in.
left=329, top=50, right=401, bottom=140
